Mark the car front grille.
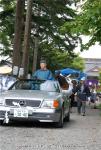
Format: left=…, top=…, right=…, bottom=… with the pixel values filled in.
left=5, top=99, right=41, bottom=107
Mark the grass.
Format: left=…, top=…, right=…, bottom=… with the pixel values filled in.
left=97, top=103, right=101, bottom=109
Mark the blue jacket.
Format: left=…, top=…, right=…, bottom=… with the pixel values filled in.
left=32, top=69, right=54, bottom=80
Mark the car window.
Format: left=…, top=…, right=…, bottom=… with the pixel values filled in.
left=12, top=81, right=40, bottom=90
left=10, top=80, right=60, bottom=92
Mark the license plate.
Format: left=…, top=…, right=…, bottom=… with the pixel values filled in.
left=14, top=108, right=28, bottom=118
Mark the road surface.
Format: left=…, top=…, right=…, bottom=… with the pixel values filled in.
left=0, top=106, right=101, bottom=150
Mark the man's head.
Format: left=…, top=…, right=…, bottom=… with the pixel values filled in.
left=40, top=59, right=47, bottom=70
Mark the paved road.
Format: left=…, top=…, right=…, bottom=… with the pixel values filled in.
left=0, top=107, right=101, bottom=150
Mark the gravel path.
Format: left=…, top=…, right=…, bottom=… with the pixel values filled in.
left=0, top=106, right=101, bottom=150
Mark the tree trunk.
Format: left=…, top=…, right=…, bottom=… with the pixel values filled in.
left=32, top=5, right=40, bottom=73
left=13, top=0, right=25, bottom=68
left=32, top=35, right=39, bottom=72
left=22, top=0, right=33, bottom=77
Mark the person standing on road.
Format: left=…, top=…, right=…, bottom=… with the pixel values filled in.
left=77, top=77, right=90, bottom=116
left=90, top=84, right=97, bottom=108
left=32, top=58, right=54, bottom=80
left=70, top=80, right=78, bottom=112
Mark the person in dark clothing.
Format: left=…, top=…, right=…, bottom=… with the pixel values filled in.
left=77, top=77, right=90, bottom=116
left=70, top=80, right=78, bottom=112
left=90, top=84, right=97, bottom=108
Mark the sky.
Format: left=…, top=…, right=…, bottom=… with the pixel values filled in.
left=75, top=36, right=101, bottom=59
left=75, top=44, right=101, bottom=59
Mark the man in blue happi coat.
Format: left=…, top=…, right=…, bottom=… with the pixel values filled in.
left=32, top=58, right=54, bottom=80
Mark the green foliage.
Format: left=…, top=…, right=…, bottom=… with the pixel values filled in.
left=98, top=71, right=101, bottom=85
left=70, top=56, right=84, bottom=71
left=31, top=0, right=78, bottom=54
left=96, top=103, right=101, bottom=110
left=63, top=0, right=101, bottom=49
left=0, top=0, right=15, bottom=56
left=0, top=0, right=85, bottom=72
left=0, top=0, right=78, bottom=55
left=33, top=42, right=84, bottom=72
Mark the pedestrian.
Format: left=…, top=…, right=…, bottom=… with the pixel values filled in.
left=90, top=84, right=97, bottom=109
left=32, top=58, right=54, bottom=80
left=70, top=80, right=78, bottom=112
left=77, top=77, right=90, bottom=116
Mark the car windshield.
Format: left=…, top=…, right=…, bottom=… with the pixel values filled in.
left=9, top=80, right=60, bottom=92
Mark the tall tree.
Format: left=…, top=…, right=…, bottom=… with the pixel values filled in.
left=31, top=0, right=78, bottom=55
left=0, top=0, right=78, bottom=56
left=32, top=35, right=39, bottom=72
left=13, top=0, right=25, bottom=68
left=22, top=0, right=33, bottom=77
left=0, top=0, right=84, bottom=73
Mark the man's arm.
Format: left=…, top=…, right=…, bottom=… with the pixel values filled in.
left=47, top=70, right=54, bottom=80
left=32, top=70, right=39, bottom=79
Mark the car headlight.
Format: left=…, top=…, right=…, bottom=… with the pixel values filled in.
left=41, top=100, right=59, bottom=109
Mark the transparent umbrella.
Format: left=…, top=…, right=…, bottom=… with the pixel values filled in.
left=0, top=66, right=12, bottom=74
left=0, top=66, right=12, bottom=92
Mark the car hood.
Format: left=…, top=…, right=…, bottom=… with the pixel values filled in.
left=0, top=90, right=60, bottom=100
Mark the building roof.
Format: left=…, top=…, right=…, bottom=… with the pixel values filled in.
left=83, top=58, right=101, bottom=77
left=87, top=66, right=100, bottom=73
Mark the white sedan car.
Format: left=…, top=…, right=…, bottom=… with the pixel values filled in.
left=0, top=79, right=71, bottom=128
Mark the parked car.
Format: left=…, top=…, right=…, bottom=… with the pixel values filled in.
left=0, top=79, right=71, bottom=128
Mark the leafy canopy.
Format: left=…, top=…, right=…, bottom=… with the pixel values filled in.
left=63, top=0, right=101, bottom=50
left=0, top=0, right=84, bottom=72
